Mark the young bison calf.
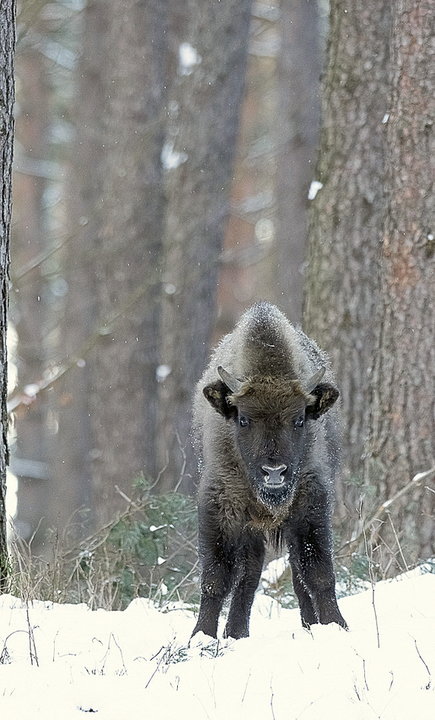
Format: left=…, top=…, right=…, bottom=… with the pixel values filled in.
left=192, top=302, right=347, bottom=639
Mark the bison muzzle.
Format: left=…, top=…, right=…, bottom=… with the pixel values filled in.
left=192, top=302, right=347, bottom=639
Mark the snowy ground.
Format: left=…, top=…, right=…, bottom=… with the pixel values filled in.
left=0, top=567, right=434, bottom=720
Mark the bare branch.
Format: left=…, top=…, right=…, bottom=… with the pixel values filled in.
left=414, top=639, right=432, bottom=690
left=340, top=467, right=435, bottom=554
left=11, top=234, right=72, bottom=284
left=7, top=277, right=159, bottom=414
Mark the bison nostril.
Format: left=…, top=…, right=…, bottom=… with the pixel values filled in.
left=261, top=464, right=288, bottom=484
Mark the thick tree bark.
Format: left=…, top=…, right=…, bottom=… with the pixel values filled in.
left=157, top=0, right=253, bottom=493
left=363, top=0, right=434, bottom=574
left=304, top=1, right=392, bottom=532
left=0, top=0, right=15, bottom=589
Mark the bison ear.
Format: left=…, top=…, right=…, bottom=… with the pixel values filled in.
left=306, top=382, right=339, bottom=420
left=203, top=380, right=237, bottom=419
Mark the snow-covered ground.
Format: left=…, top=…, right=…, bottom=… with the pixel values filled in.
left=1, top=566, right=434, bottom=719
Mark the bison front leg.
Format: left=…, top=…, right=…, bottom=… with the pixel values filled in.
left=290, top=564, right=318, bottom=629
left=224, top=532, right=265, bottom=640
left=192, top=574, right=231, bottom=639
left=288, top=527, right=347, bottom=630
left=191, top=511, right=236, bottom=639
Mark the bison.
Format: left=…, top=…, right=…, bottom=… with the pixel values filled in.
left=191, top=302, right=347, bottom=639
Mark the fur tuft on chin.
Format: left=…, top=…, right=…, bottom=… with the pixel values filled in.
left=254, top=470, right=300, bottom=512
left=256, top=483, right=294, bottom=509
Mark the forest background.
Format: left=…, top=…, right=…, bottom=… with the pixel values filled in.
left=0, top=0, right=433, bottom=606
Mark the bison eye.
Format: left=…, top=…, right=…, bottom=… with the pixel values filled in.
left=238, top=415, right=250, bottom=428
left=294, top=416, right=304, bottom=428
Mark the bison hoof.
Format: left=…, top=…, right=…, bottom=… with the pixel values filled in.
left=223, top=624, right=249, bottom=640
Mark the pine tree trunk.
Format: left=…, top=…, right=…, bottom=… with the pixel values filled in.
left=50, top=0, right=169, bottom=534
left=48, top=0, right=109, bottom=545
left=157, top=0, right=253, bottom=493
left=0, top=0, right=15, bottom=589
left=274, top=0, right=321, bottom=325
left=88, top=0, right=169, bottom=526
left=12, top=44, right=51, bottom=552
left=363, top=0, right=435, bottom=574
left=216, top=4, right=280, bottom=334
left=304, top=0, right=392, bottom=533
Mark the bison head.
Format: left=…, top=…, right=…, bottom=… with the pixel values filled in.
left=203, top=366, right=338, bottom=508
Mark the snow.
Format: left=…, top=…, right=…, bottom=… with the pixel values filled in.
left=160, top=141, right=188, bottom=170
left=1, top=567, right=434, bottom=719
left=156, top=364, right=172, bottom=383
left=308, top=180, right=323, bottom=200
left=178, top=42, right=202, bottom=76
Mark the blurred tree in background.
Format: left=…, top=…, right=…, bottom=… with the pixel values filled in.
left=11, top=0, right=318, bottom=551
left=6, top=0, right=434, bottom=582
left=54, top=0, right=170, bottom=534
left=273, top=0, right=321, bottom=324
left=157, top=0, right=253, bottom=494
left=12, top=0, right=71, bottom=551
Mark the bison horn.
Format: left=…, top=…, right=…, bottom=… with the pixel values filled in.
left=305, top=367, right=326, bottom=393
left=217, top=366, right=244, bottom=394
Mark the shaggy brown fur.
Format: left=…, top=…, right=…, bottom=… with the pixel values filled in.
left=227, top=376, right=314, bottom=420
left=192, top=302, right=347, bottom=640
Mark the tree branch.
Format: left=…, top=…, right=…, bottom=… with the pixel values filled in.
left=340, top=467, right=435, bottom=554
left=7, top=278, right=157, bottom=414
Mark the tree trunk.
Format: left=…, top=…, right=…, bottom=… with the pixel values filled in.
left=216, top=3, right=280, bottom=335
left=363, top=0, right=434, bottom=575
left=157, top=0, right=253, bottom=493
left=304, top=0, right=392, bottom=534
left=88, top=0, right=169, bottom=526
left=273, top=0, right=322, bottom=324
left=48, top=0, right=169, bottom=536
left=12, top=44, right=51, bottom=551
left=48, top=0, right=109, bottom=546
left=216, top=0, right=322, bottom=334
left=0, top=0, right=15, bottom=589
